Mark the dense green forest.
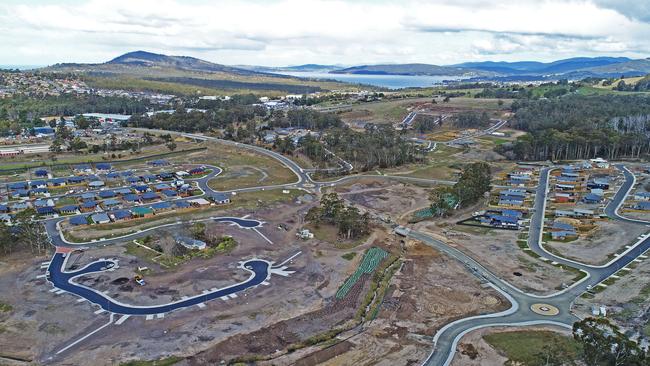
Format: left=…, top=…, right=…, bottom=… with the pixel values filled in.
left=0, top=94, right=152, bottom=124
left=497, top=95, right=650, bottom=161
left=324, top=125, right=422, bottom=171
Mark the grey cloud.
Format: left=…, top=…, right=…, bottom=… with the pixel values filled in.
left=594, top=0, right=650, bottom=23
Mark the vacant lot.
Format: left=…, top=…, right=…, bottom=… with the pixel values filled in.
left=416, top=222, right=577, bottom=295
left=574, top=254, right=650, bottom=335
left=451, top=327, right=577, bottom=366
left=546, top=219, right=648, bottom=265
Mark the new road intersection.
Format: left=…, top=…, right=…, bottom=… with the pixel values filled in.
left=39, top=122, right=650, bottom=365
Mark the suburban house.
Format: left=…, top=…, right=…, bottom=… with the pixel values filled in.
left=188, top=167, right=206, bottom=176
left=48, top=178, right=67, bottom=187
left=95, top=163, right=112, bottom=171
left=91, top=212, right=111, bottom=224
left=70, top=215, right=89, bottom=226
left=88, top=180, right=105, bottom=188
left=73, top=164, right=92, bottom=173
left=80, top=192, right=96, bottom=200
left=582, top=193, right=602, bottom=204
left=149, top=159, right=169, bottom=166
left=634, top=201, right=650, bottom=211
left=634, top=192, right=650, bottom=201
left=105, top=172, right=121, bottom=180
left=30, top=180, right=47, bottom=189
left=34, top=169, right=48, bottom=177
left=151, top=201, right=172, bottom=212
left=80, top=200, right=98, bottom=212
left=587, top=178, right=610, bottom=190
left=141, top=192, right=160, bottom=202
left=555, top=208, right=596, bottom=218
left=188, top=198, right=210, bottom=207
left=58, top=205, right=79, bottom=214
left=174, top=201, right=191, bottom=209
left=161, top=189, right=178, bottom=198
left=481, top=213, right=519, bottom=229
left=110, top=210, right=132, bottom=221
left=555, top=192, right=575, bottom=203
left=36, top=206, right=56, bottom=216
left=114, top=188, right=133, bottom=195
left=211, top=192, right=231, bottom=204
left=550, top=221, right=578, bottom=239
left=176, top=236, right=207, bottom=250
left=102, top=199, right=121, bottom=208
left=131, top=206, right=154, bottom=218
left=67, top=176, right=85, bottom=184
left=590, top=158, right=610, bottom=168
left=123, top=194, right=141, bottom=203
left=98, top=190, right=116, bottom=199
left=555, top=183, right=576, bottom=191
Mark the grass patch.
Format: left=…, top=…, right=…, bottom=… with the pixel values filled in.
left=119, top=356, right=183, bottom=366
left=341, top=252, right=357, bottom=261
left=0, top=302, right=13, bottom=312
left=306, top=222, right=368, bottom=249
left=484, top=330, right=581, bottom=366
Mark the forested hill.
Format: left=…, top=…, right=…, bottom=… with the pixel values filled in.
left=331, top=63, right=477, bottom=76
left=497, top=95, right=650, bottom=161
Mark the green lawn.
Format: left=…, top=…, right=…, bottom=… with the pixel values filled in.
left=483, top=330, right=581, bottom=366
left=119, top=356, right=182, bottom=366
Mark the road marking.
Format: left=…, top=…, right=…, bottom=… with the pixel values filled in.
left=56, top=314, right=114, bottom=355
left=145, top=314, right=154, bottom=320
left=220, top=296, right=229, bottom=301
left=156, top=313, right=164, bottom=319
left=55, top=289, right=66, bottom=295
left=229, top=293, right=238, bottom=299
left=36, top=274, right=47, bottom=278
left=76, top=298, right=86, bottom=303
left=253, top=228, right=273, bottom=244
left=94, top=309, right=105, bottom=315
left=115, top=315, right=130, bottom=325
left=197, top=303, right=206, bottom=308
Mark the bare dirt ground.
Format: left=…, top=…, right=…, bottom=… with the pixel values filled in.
left=573, top=256, right=650, bottom=336
left=0, top=251, right=103, bottom=363
left=450, top=326, right=572, bottom=366
left=192, top=240, right=507, bottom=366
left=546, top=219, right=648, bottom=265
left=415, top=220, right=576, bottom=296
left=331, top=178, right=432, bottom=221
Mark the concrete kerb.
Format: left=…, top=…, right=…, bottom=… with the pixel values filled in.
left=51, top=252, right=273, bottom=314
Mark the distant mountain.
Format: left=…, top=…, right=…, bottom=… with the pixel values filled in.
left=237, top=64, right=342, bottom=73
left=454, top=57, right=632, bottom=75
left=581, top=58, right=650, bottom=76
left=330, top=63, right=482, bottom=76
left=47, top=50, right=270, bottom=77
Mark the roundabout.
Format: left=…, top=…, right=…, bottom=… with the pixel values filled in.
left=530, top=303, right=560, bottom=316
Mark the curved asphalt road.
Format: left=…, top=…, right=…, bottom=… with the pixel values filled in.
left=47, top=253, right=270, bottom=315
left=416, top=163, right=650, bottom=365
left=46, top=127, right=649, bottom=364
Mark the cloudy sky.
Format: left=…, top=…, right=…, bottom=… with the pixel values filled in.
left=0, top=0, right=649, bottom=67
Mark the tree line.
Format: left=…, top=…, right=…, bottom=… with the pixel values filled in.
left=496, top=95, right=650, bottom=161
